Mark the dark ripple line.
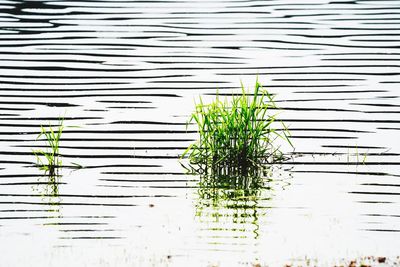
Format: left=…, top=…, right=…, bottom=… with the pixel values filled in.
left=70, top=164, right=162, bottom=169
left=17, top=145, right=189, bottom=151
left=44, top=223, right=107, bottom=226
left=0, top=138, right=194, bottom=142
left=272, top=78, right=365, bottom=81
left=378, top=127, right=400, bottom=130
left=100, top=172, right=187, bottom=176
left=0, top=87, right=227, bottom=92
left=295, top=152, right=400, bottom=156
left=0, top=193, right=165, bottom=198
left=0, top=93, right=181, bottom=98
left=0, top=201, right=135, bottom=206
left=0, top=87, right=219, bottom=93
left=294, top=90, right=387, bottom=94
left=277, top=97, right=395, bottom=103
left=360, top=183, right=400, bottom=187
left=332, top=26, right=400, bottom=30
left=0, top=116, right=102, bottom=121
left=318, top=52, right=400, bottom=56
left=0, top=101, right=79, bottom=107
left=362, top=214, right=400, bottom=218
left=363, top=229, right=400, bottom=232
left=2, top=64, right=400, bottom=72
left=99, top=179, right=191, bottom=183
left=0, top=215, right=114, bottom=220
left=106, top=106, right=155, bottom=109
left=352, top=103, right=400, bottom=107
left=247, top=40, right=400, bottom=49
left=221, top=71, right=400, bottom=76
left=98, top=185, right=196, bottom=189
left=0, top=114, right=19, bottom=116
left=285, top=128, right=372, bottom=133
left=284, top=119, right=400, bottom=123
left=1, top=52, right=242, bottom=59
left=290, top=33, right=400, bottom=38
left=357, top=201, right=394, bottom=204
left=0, top=216, right=61, bottom=220
left=0, top=182, right=66, bottom=186
left=277, top=6, right=400, bottom=11
left=0, top=209, right=53, bottom=212
left=292, top=170, right=397, bottom=177
left=0, top=107, right=34, bottom=111
left=97, top=100, right=151, bottom=104
left=59, top=229, right=119, bottom=232
left=0, top=174, right=55, bottom=178
left=291, top=136, right=357, bottom=139
left=59, top=239, right=126, bottom=240
left=0, top=160, right=35, bottom=164
left=110, top=120, right=188, bottom=125
left=0, top=72, right=192, bottom=79
left=0, top=51, right=245, bottom=59
left=322, top=145, right=387, bottom=149
left=1, top=152, right=179, bottom=159
left=282, top=162, right=400, bottom=165
left=349, top=191, right=400, bottom=196
left=323, top=58, right=400, bottom=61
left=0, top=129, right=196, bottom=136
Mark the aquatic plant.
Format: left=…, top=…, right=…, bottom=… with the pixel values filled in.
left=346, top=146, right=368, bottom=165
left=182, top=79, right=292, bottom=177
left=33, top=118, right=64, bottom=175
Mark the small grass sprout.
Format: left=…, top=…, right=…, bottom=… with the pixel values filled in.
left=182, top=79, right=292, bottom=177
left=33, top=118, right=64, bottom=175
left=346, top=146, right=368, bottom=165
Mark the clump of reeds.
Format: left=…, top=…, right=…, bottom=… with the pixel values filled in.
left=183, top=79, right=292, bottom=177
left=33, top=118, right=64, bottom=175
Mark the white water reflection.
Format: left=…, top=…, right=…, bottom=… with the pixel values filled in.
left=1, top=164, right=399, bottom=266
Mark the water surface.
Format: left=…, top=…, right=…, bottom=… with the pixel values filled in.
left=1, top=0, right=400, bottom=266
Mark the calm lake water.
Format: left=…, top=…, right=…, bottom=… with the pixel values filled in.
left=1, top=0, right=400, bottom=266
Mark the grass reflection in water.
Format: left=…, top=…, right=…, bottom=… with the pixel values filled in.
left=195, top=165, right=291, bottom=240
left=32, top=171, right=62, bottom=215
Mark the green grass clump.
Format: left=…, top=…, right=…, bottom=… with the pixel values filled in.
left=183, top=79, right=292, bottom=177
left=33, top=118, right=64, bottom=175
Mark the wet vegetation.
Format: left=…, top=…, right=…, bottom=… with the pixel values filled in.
left=33, top=118, right=64, bottom=176
left=185, top=79, right=294, bottom=239
left=183, top=79, right=292, bottom=177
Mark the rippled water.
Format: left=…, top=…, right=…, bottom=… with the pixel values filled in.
left=1, top=0, right=400, bottom=266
